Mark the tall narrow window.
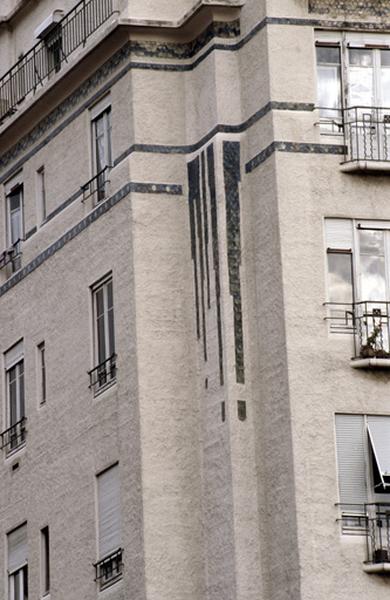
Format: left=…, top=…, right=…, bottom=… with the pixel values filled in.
left=316, top=44, right=342, bottom=128
left=36, top=167, right=46, bottom=225
left=2, top=341, right=26, bottom=454
left=89, top=276, right=116, bottom=392
left=91, top=105, right=111, bottom=202
left=8, top=523, right=28, bottom=600
left=38, top=342, right=46, bottom=405
left=45, top=26, right=62, bottom=74
left=6, top=180, right=23, bottom=272
left=40, top=526, right=50, bottom=596
left=95, top=464, right=122, bottom=588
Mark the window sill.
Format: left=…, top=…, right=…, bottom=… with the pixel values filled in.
left=340, top=160, right=390, bottom=173
left=93, top=379, right=117, bottom=399
left=363, top=562, right=390, bottom=574
left=351, top=358, right=390, bottom=369
left=5, top=441, right=26, bottom=460
left=99, top=574, right=123, bottom=593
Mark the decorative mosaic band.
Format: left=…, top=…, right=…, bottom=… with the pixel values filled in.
left=245, top=141, right=346, bottom=173
left=309, top=0, right=390, bottom=16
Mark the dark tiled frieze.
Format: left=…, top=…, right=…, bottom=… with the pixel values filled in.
left=245, top=141, right=346, bottom=173
left=309, top=0, right=390, bottom=16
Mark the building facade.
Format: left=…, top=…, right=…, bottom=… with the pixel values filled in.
left=1, top=0, right=390, bottom=599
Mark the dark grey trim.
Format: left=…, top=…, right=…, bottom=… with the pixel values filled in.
left=0, top=180, right=182, bottom=297
left=245, top=141, right=346, bottom=173
left=24, top=226, right=37, bottom=240
left=266, top=16, right=390, bottom=31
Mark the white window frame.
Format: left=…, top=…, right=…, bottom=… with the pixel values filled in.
left=37, top=341, right=46, bottom=406
left=36, top=166, right=46, bottom=226
left=7, top=523, right=28, bottom=600
left=90, top=274, right=116, bottom=393
left=40, top=525, right=50, bottom=597
left=90, top=95, right=112, bottom=203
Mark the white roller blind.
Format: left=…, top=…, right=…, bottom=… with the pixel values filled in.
left=335, top=414, right=368, bottom=507
left=325, top=219, right=353, bottom=250
left=5, top=340, right=23, bottom=370
left=97, top=464, right=121, bottom=558
left=367, top=416, right=390, bottom=484
left=8, top=523, right=27, bottom=573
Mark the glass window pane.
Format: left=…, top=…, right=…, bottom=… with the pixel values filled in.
left=327, top=253, right=353, bottom=303
left=97, top=315, right=106, bottom=363
left=349, top=48, right=374, bottom=67
left=360, top=255, right=386, bottom=301
left=18, top=367, right=25, bottom=419
left=317, top=65, right=342, bottom=112
left=108, top=307, right=115, bottom=356
left=359, top=230, right=385, bottom=256
left=316, top=45, right=340, bottom=64
left=96, top=289, right=104, bottom=318
left=381, top=68, right=390, bottom=106
left=349, top=67, right=374, bottom=106
left=381, top=49, right=390, bottom=67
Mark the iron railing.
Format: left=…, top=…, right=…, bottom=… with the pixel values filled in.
left=81, top=166, right=110, bottom=203
left=88, top=353, right=116, bottom=391
left=0, top=417, right=27, bottom=453
left=343, top=106, right=390, bottom=163
left=366, top=504, right=390, bottom=564
left=0, top=0, right=114, bottom=124
left=94, top=548, right=123, bottom=586
left=0, top=239, right=22, bottom=271
left=324, top=300, right=390, bottom=360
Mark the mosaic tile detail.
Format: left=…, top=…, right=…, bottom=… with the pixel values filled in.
left=223, top=141, right=244, bottom=385
left=245, top=141, right=345, bottom=173
left=309, top=0, right=390, bottom=16
left=207, top=144, right=224, bottom=386
left=188, top=144, right=226, bottom=384
left=0, top=180, right=182, bottom=298
left=188, top=157, right=201, bottom=341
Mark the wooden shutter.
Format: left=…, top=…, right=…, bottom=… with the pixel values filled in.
left=335, top=414, right=368, bottom=507
left=97, top=464, right=121, bottom=558
left=8, top=523, right=27, bottom=573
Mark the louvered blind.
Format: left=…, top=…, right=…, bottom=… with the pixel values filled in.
left=8, top=523, right=27, bottom=573
left=4, top=340, right=23, bottom=370
left=335, top=414, right=368, bottom=507
left=367, top=416, right=390, bottom=479
left=97, top=464, right=121, bottom=558
left=325, top=219, right=353, bottom=250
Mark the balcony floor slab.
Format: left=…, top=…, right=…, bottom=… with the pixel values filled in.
left=340, top=160, right=390, bottom=172
left=351, top=358, right=390, bottom=369
left=363, top=562, right=390, bottom=574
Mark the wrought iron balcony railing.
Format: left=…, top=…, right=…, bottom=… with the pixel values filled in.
left=0, top=239, right=22, bottom=271
left=366, top=504, right=390, bottom=566
left=81, top=166, right=110, bottom=204
left=0, top=0, right=114, bottom=124
left=0, top=417, right=27, bottom=453
left=343, top=106, right=390, bottom=163
left=94, top=548, right=123, bottom=587
left=324, top=300, right=390, bottom=363
left=88, top=353, right=116, bottom=392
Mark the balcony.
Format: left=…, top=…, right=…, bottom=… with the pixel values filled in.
left=81, top=166, right=110, bottom=204
left=88, top=353, right=116, bottom=393
left=0, top=0, right=114, bottom=125
left=325, top=301, right=390, bottom=368
left=0, top=418, right=27, bottom=454
left=341, top=106, right=390, bottom=172
left=364, top=504, right=390, bottom=573
left=94, top=548, right=123, bottom=589
left=0, top=239, right=22, bottom=273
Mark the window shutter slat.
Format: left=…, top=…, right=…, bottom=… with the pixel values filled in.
left=325, top=219, right=353, bottom=249
left=335, top=414, right=368, bottom=507
left=98, top=465, right=120, bottom=558
left=8, top=523, right=27, bottom=573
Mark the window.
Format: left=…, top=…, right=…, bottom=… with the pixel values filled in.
left=316, top=32, right=390, bottom=161
left=36, top=167, right=46, bottom=225
left=8, top=523, right=28, bottom=600
left=91, top=99, right=112, bottom=202
left=1, top=341, right=26, bottom=454
left=40, top=527, right=50, bottom=596
left=89, top=275, right=116, bottom=392
left=325, top=218, right=390, bottom=359
left=45, top=26, right=62, bottom=74
left=37, top=342, right=46, bottom=405
left=316, top=44, right=342, bottom=125
left=5, top=175, right=23, bottom=272
left=95, top=464, right=122, bottom=588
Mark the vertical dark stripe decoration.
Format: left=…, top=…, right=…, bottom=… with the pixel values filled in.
left=187, top=143, right=224, bottom=385
left=223, top=141, right=245, bottom=384
left=188, top=158, right=201, bottom=340
left=207, top=144, right=224, bottom=386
